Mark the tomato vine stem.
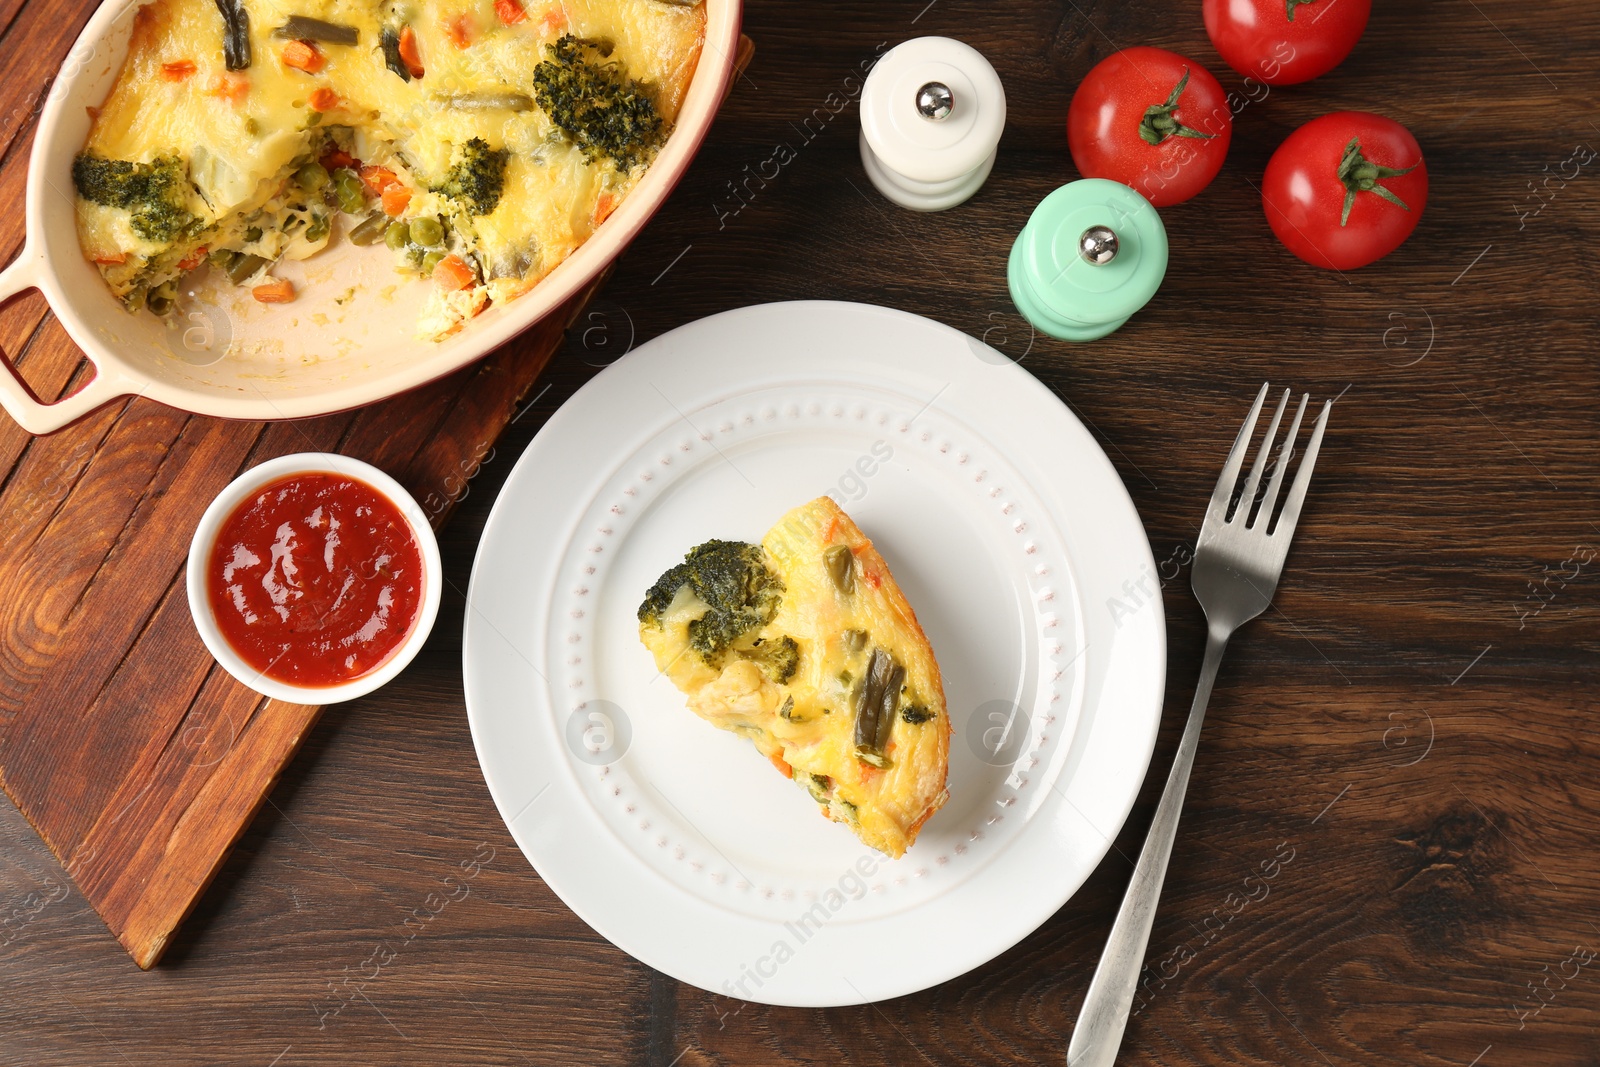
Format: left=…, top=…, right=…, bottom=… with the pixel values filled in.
left=1336, top=136, right=1415, bottom=225
left=1138, top=68, right=1215, bottom=146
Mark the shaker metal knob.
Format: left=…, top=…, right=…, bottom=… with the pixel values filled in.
left=1007, top=180, right=1169, bottom=342
left=916, top=81, right=954, bottom=120
left=859, top=37, right=1006, bottom=212
left=1079, top=225, right=1119, bottom=266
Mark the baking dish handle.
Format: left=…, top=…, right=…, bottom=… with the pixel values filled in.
left=0, top=249, right=136, bottom=435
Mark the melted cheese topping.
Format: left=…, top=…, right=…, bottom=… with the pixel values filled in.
left=76, top=0, right=703, bottom=337
left=639, top=498, right=951, bottom=858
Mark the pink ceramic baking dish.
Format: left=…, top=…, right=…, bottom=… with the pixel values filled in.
left=0, top=0, right=741, bottom=434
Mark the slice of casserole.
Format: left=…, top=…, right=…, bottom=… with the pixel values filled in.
left=73, top=0, right=704, bottom=339
left=637, top=497, right=950, bottom=859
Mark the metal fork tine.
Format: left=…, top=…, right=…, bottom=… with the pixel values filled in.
left=1271, top=398, right=1332, bottom=541
left=1235, top=388, right=1290, bottom=524
left=1252, top=392, right=1308, bottom=529
left=1206, top=382, right=1270, bottom=521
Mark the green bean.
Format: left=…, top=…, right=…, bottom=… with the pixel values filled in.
left=145, top=281, right=176, bottom=315
left=409, top=216, right=443, bottom=248
left=841, top=629, right=867, bottom=654
left=209, top=248, right=238, bottom=272
left=852, top=648, right=902, bottom=767
left=347, top=212, right=390, bottom=246
left=226, top=253, right=268, bottom=285
left=294, top=161, right=330, bottom=191
left=216, top=0, right=251, bottom=70
left=384, top=221, right=411, bottom=251
left=380, top=26, right=411, bottom=82
left=824, top=545, right=855, bottom=594
left=332, top=169, right=367, bottom=214
left=273, top=15, right=359, bottom=45
left=430, top=91, right=534, bottom=112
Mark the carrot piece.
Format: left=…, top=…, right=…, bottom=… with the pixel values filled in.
left=494, top=0, right=527, bottom=24
left=592, top=192, right=618, bottom=227
left=768, top=752, right=794, bottom=780
left=381, top=185, right=412, bottom=216
left=321, top=147, right=359, bottom=171
left=444, top=13, right=476, bottom=48
left=308, top=87, right=340, bottom=112
left=539, top=6, right=567, bottom=32
left=398, top=25, right=425, bottom=78
left=358, top=165, right=400, bottom=196
left=160, top=59, right=196, bottom=81
left=432, top=254, right=476, bottom=292
left=176, top=246, right=208, bottom=271
left=280, top=40, right=325, bottom=73
left=92, top=251, right=127, bottom=265
left=252, top=278, right=296, bottom=303
left=207, top=72, right=250, bottom=104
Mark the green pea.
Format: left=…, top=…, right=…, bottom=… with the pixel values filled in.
left=384, top=221, right=410, bottom=250
left=244, top=226, right=263, bottom=243
left=294, top=161, right=330, bottom=191
left=333, top=169, right=367, bottom=214
left=408, top=216, right=443, bottom=248
left=420, top=251, right=444, bottom=275
left=304, top=213, right=331, bottom=243
left=209, top=248, right=238, bottom=271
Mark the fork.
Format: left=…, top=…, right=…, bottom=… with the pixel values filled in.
left=1066, top=383, right=1333, bottom=1067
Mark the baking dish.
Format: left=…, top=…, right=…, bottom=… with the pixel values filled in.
left=0, top=0, right=741, bottom=435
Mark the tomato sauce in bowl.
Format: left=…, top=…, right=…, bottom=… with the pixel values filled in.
left=206, top=472, right=425, bottom=688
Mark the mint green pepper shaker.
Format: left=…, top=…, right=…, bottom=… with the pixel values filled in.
left=1007, top=179, right=1168, bottom=341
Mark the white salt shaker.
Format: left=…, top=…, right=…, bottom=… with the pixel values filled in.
left=859, top=36, right=1007, bottom=212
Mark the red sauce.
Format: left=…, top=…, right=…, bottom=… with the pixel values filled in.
left=207, top=472, right=424, bottom=688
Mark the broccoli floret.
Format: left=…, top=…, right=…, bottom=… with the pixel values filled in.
left=435, top=137, right=509, bottom=216
left=532, top=35, right=667, bottom=172
left=741, top=635, right=799, bottom=685
left=639, top=540, right=785, bottom=667
left=71, top=153, right=199, bottom=243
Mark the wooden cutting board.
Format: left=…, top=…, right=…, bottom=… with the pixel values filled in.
left=0, top=270, right=598, bottom=969
left=0, top=1, right=747, bottom=969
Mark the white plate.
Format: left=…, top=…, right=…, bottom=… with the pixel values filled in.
left=462, top=301, right=1165, bottom=1006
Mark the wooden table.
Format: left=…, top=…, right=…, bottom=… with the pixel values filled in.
left=3, top=0, right=1598, bottom=1063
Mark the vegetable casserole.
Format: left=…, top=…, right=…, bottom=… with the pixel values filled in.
left=72, top=0, right=705, bottom=340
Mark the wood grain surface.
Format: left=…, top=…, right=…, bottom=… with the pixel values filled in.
left=3, top=0, right=1599, bottom=1064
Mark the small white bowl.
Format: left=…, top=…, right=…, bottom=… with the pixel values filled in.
left=187, top=453, right=441, bottom=704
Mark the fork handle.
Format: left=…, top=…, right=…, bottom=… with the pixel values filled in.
left=1066, top=628, right=1231, bottom=1067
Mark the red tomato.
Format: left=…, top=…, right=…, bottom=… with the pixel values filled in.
left=1262, top=112, right=1427, bottom=270
left=1067, top=47, right=1232, bottom=208
left=1203, top=0, right=1371, bottom=86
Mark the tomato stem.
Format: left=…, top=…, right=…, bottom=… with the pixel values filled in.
left=1336, top=137, right=1415, bottom=226
left=1138, top=69, right=1215, bottom=146
left=1285, top=0, right=1318, bottom=21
